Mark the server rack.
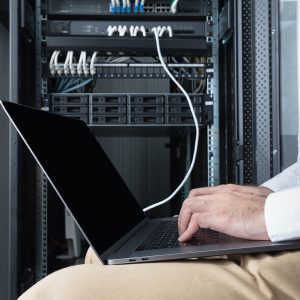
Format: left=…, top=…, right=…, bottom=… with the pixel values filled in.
left=0, top=0, right=282, bottom=298
left=34, top=0, right=218, bottom=284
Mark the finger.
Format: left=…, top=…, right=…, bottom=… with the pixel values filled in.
left=178, top=214, right=200, bottom=242
left=178, top=196, right=212, bottom=235
left=188, top=186, right=219, bottom=197
left=178, top=205, right=192, bottom=236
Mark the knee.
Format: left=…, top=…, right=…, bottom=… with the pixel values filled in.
left=85, top=247, right=103, bottom=265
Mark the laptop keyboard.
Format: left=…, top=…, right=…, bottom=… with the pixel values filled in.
left=136, top=219, right=219, bottom=251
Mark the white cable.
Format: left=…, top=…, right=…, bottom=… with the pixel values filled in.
left=82, top=51, right=89, bottom=75
left=118, top=25, right=127, bottom=36
left=140, top=25, right=146, bottom=37
left=69, top=51, right=76, bottom=75
left=90, top=51, right=98, bottom=76
left=49, top=50, right=58, bottom=75
left=107, top=25, right=113, bottom=35
left=63, top=51, right=71, bottom=75
left=167, top=26, right=173, bottom=37
left=54, top=50, right=62, bottom=75
left=129, top=25, right=135, bottom=36
left=77, top=51, right=84, bottom=75
left=143, top=27, right=199, bottom=213
left=159, top=26, right=167, bottom=37
left=170, top=0, right=179, bottom=14
left=107, top=25, right=117, bottom=36
left=133, top=26, right=139, bottom=37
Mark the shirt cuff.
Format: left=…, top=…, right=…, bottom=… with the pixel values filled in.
left=261, top=162, right=300, bottom=192
left=265, top=187, right=300, bottom=242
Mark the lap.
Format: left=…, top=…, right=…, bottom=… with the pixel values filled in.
left=18, top=247, right=300, bottom=300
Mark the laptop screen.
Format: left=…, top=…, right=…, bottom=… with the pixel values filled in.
left=1, top=100, right=146, bottom=257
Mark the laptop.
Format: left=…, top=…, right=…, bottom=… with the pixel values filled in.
left=1, top=99, right=300, bottom=265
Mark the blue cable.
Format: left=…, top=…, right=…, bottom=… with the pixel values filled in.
left=59, top=78, right=81, bottom=93
left=61, top=78, right=94, bottom=93
left=57, top=78, right=66, bottom=92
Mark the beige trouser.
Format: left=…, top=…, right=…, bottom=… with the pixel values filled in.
left=19, top=247, right=300, bottom=300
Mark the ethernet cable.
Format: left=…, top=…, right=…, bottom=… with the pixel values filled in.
left=140, top=0, right=145, bottom=12
left=54, top=50, right=63, bottom=75
left=143, top=27, right=199, bottom=212
left=126, top=0, right=131, bottom=13
left=60, top=78, right=81, bottom=92
left=118, top=25, right=127, bottom=36
left=140, top=25, right=146, bottom=37
left=61, top=78, right=94, bottom=93
left=107, top=25, right=118, bottom=36
left=133, top=25, right=140, bottom=36
left=49, top=50, right=59, bottom=75
left=110, top=0, right=116, bottom=13
left=170, top=0, right=179, bottom=14
left=159, top=26, right=167, bottom=37
left=90, top=51, right=98, bottom=76
left=122, top=0, right=126, bottom=13
left=134, top=0, right=139, bottom=13
left=77, top=51, right=85, bottom=75
left=115, top=0, right=121, bottom=12
left=69, top=51, right=76, bottom=75
left=82, top=51, right=89, bottom=75
left=129, top=25, right=135, bottom=36
left=167, top=26, right=173, bottom=37
left=63, top=51, right=71, bottom=75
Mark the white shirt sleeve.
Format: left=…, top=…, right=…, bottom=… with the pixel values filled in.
left=263, top=132, right=300, bottom=242
left=265, top=187, right=300, bottom=242
left=261, top=162, right=300, bottom=192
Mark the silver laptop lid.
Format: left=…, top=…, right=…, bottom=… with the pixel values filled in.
left=0, top=100, right=146, bottom=261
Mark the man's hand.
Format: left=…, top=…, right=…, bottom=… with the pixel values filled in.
left=178, top=184, right=273, bottom=242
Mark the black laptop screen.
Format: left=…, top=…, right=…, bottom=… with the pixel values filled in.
left=2, top=101, right=146, bottom=257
